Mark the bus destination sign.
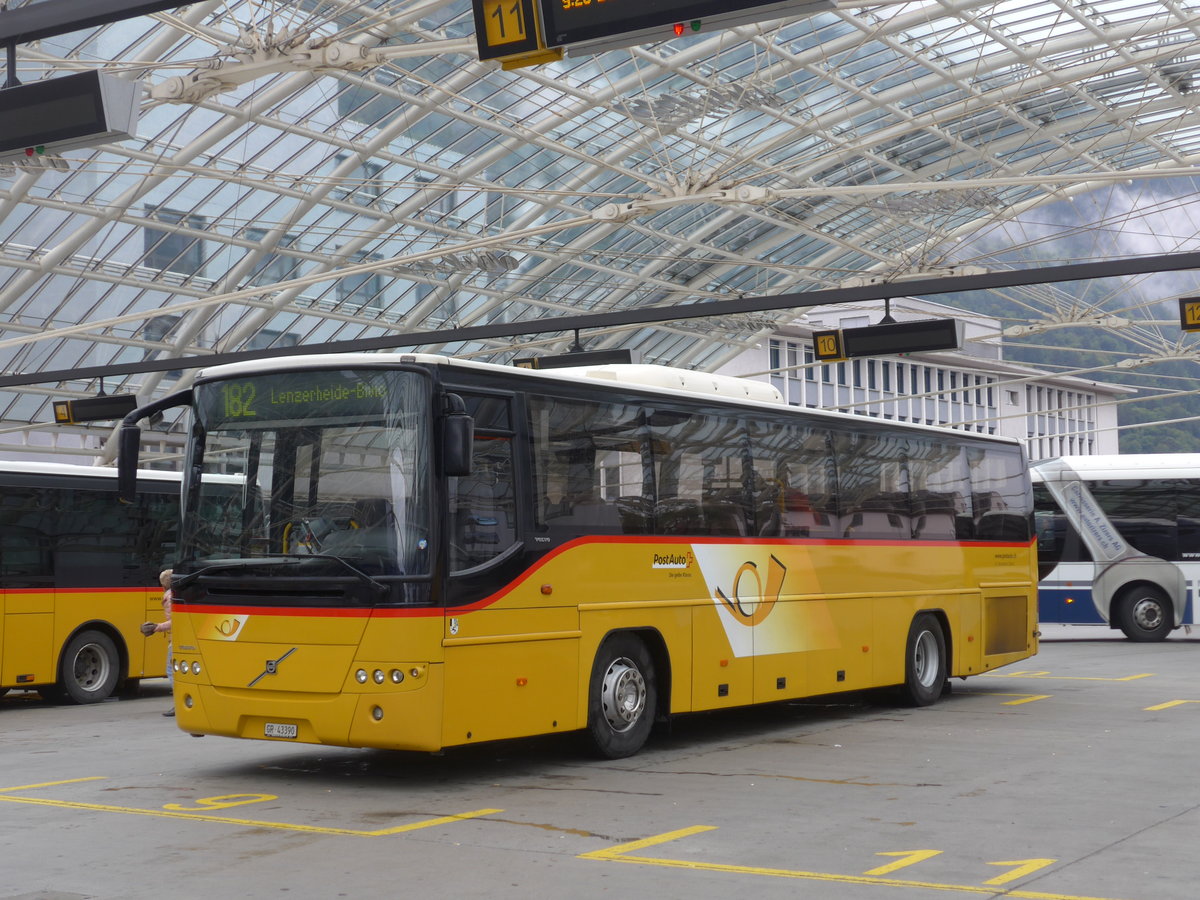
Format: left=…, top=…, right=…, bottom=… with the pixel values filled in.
left=198, top=369, right=394, bottom=428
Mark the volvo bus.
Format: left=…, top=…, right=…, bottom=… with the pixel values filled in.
left=117, top=353, right=1039, bottom=757
left=1032, top=454, right=1198, bottom=641
left=0, top=462, right=178, bottom=703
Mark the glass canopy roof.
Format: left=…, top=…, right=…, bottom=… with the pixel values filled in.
left=3, top=0, right=1200, bottom=459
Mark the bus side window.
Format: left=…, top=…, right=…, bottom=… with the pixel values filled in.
left=968, top=445, right=1031, bottom=542
left=835, top=428, right=913, bottom=541
left=0, top=486, right=53, bottom=589
left=449, top=435, right=516, bottom=571
left=530, top=395, right=642, bottom=537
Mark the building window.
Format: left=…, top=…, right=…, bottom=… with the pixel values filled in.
left=333, top=155, right=384, bottom=207
left=247, top=328, right=299, bottom=351
left=144, top=206, right=206, bottom=275
left=336, top=253, right=384, bottom=310
left=245, top=228, right=302, bottom=285
left=415, top=174, right=458, bottom=224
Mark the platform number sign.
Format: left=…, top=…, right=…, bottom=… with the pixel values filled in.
left=473, top=0, right=542, bottom=61
left=1180, top=297, right=1200, bottom=332
left=813, top=329, right=846, bottom=362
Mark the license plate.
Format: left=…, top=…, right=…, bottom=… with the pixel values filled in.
left=264, top=722, right=298, bottom=739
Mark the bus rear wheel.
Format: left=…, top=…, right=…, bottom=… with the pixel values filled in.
left=1114, top=586, right=1172, bottom=642
left=898, top=614, right=947, bottom=707
left=57, top=630, right=121, bottom=704
left=586, top=634, right=656, bottom=759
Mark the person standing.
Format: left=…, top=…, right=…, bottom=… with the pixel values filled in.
left=141, top=569, right=174, bottom=716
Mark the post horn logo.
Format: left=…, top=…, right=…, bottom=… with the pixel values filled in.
left=716, top=555, right=786, bottom=627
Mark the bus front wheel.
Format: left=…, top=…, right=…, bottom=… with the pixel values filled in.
left=57, top=630, right=121, bottom=704
left=586, top=634, right=656, bottom=759
left=1114, top=586, right=1172, bottom=642
left=898, top=614, right=947, bottom=707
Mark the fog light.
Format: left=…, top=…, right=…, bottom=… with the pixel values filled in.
left=390, top=669, right=404, bottom=684
left=355, top=669, right=368, bottom=684
left=373, top=669, right=385, bottom=684
left=371, top=706, right=383, bottom=721
left=184, top=694, right=193, bottom=708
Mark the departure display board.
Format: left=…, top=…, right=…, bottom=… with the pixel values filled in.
left=539, top=0, right=817, bottom=52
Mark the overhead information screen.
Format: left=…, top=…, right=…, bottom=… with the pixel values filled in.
left=539, top=0, right=828, bottom=53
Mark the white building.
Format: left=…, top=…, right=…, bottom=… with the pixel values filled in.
left=718, top=298, right=1129, bottom=459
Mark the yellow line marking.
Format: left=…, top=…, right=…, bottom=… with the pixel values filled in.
left=1144, top=699, right=1200, bottom=711
left=0, top=788, right=500, bottom=837
left=991, top=693, right=1052, bottom=706
left=578, top=825, right=718, bottom=859
left=579, top=827, right=1129, bottom=900
left=985, top=858, right=1058, bottom=886
left=163, top=793, right=277, bottom=811
left=0, top=777, right=106, bottom=793
left=982, top=671, right=1153, bottom=682
left=864, top=849, right=942, bottom=875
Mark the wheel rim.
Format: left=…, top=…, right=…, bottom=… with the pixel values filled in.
left=72, top=642, right=111, bottom=694
left=1131, top=597, right=1165, bottom=632
left=600, top=657, right=646, bottom=733
left=912, top=630, right=940, bottom=689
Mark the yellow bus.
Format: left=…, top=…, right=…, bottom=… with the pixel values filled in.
left=0, top=462, right=177, bottom=703
left=118, top=353, right=1038, bottom=757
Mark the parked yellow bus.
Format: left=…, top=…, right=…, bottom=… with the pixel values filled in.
left=0, top=462, right=178, bottom=703
left=118, top=353, right=1038, bottom=757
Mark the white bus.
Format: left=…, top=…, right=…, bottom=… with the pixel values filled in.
left=1032, top=454, right=1198, bottom=641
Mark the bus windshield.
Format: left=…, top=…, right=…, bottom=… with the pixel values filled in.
left=183, top=368, right=430, bottom=578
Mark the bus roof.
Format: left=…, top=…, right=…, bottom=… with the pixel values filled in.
left=193, top=351, right=1023, bottom=447
left=1031, top=454, right=1200, bottom=481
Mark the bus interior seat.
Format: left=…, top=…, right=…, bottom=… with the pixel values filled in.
left=352, top=498, right=392, bottom=528
left=654, top=498, right=703, bottom=534
left=617, top=496, right=652, bottom=533
left=550, top=497, right=623, bottom=530
left=701, top=499, right=748, bottom=536
left=975, top=512, right=1030, bottom=541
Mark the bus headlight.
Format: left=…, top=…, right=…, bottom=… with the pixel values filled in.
left=373, top=669, right=385, bottom=684
left=390, top=669, right=404, bottom=684
left=191, top=661, right=201, bottom=676
left=355, top=669, right=368, bottom=684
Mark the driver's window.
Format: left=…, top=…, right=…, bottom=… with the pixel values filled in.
left=449, top=396, right=517, bottom=572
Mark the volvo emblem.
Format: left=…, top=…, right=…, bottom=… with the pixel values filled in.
left=249, top=647, right=296, bottom=687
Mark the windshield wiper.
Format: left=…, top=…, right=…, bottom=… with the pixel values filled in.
left=177, top=554, right=388, bottom=597
left=281, top=552, right=389, bottom=596
left=175, top=557, right=300, bottom=588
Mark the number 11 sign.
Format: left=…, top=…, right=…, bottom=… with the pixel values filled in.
left=472, top=0, right=562, bottom=68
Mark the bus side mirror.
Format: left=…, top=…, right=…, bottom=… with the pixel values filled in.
left=114, top=388, right=193, bottom=504
left=442, top=393, right=474, bottom=477
left=117, top=423, right=141, bottom=503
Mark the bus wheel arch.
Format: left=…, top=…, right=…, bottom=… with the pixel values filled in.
left=53, top=624, right=125, bottom=704
left=897, top=612, right=948, bottom=707
left=586, top=629, right=663, bottom=759
left=1111, top=583, right=1173, bottom=642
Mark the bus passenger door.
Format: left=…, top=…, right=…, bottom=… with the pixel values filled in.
left=441, top=397, right=581, bottom=746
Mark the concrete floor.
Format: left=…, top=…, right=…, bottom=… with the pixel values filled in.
left=2, top=624, right=1195, bottom=900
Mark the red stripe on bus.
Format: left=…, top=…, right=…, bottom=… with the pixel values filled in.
left=178, top=535, right=1034, bottom=619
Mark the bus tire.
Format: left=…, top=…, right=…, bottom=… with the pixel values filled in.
left=898, top=614, right=947, bottom=707
left=57, top=630, right=121, bottom=704
left=1114, top=586, right=1172, bottom=642
left=586, top=633, right=656, bottom=759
